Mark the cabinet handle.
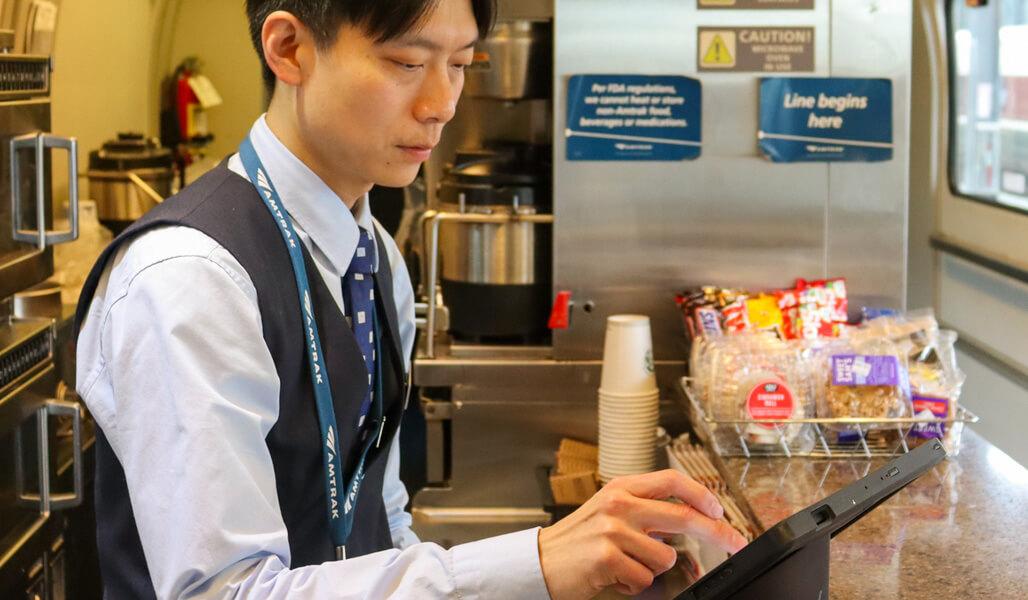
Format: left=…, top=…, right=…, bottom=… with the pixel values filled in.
left=46, top=400, right=83, bottom=510
left=14, top=399, right=83, bottom=512
left=11, top=132, right=79, bottom=249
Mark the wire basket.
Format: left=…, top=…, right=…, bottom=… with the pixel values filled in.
left=677, top=377, right=978, bottom=459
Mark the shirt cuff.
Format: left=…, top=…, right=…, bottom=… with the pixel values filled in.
left=391, top=524, right=421, bottom=550
left=451, top=527, right=551, bottom=600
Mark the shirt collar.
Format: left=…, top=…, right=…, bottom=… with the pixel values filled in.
left=247, top=114, right=378, bottom=273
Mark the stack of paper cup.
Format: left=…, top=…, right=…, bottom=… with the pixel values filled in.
left=598, top=315, right=660, bottom=482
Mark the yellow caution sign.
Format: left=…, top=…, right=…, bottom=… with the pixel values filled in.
left=699, top=31, right=736, bottom=68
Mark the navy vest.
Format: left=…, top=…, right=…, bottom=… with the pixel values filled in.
left=75, top=163, right=408, bottom=599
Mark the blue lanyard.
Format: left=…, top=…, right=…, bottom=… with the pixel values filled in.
left=239, top=137, right=384, bottom=560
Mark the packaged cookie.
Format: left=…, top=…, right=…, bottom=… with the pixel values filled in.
left=818, top=336, right=913, bottom=427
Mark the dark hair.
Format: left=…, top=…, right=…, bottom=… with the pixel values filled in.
left=246, top=0, right=495, bottom=93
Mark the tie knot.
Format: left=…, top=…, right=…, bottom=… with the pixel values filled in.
left=348, top=227, right=376, bottom=276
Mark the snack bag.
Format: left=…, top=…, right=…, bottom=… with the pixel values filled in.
left=796, top=278, right=848, bottom=339
left=746, top=294, right=784, bottom=337
left=775, top=288, right=801, bottom=339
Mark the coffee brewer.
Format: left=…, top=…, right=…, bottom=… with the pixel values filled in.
left=420, top=18, right=554, bottom=351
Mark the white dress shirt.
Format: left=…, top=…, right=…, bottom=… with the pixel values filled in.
left=76, top=115, right=551, bottom=599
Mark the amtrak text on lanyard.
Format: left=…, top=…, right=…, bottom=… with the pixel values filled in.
left=238, top=137, right=384, bottom=560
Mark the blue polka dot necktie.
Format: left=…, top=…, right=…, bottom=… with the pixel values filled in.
left=342, top=226, right=377, bottom=428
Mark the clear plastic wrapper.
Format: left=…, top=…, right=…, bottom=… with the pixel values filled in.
left=817, top=336, right=913, bottom=428
left=684, top=300, right=972, bottom=456
left=854, top=308, right=939, bottom=347
left=855, top=310, right=965, bottom=444
left=907, top=329, right=965, bottom=445
left=701, top=333, right=816, bottom=451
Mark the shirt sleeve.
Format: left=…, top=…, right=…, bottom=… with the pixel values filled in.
left=80, top=229, right=551, bottom=600
left=372, top=219, right=421, bottom=548
left=382, top=432, right=420, bottom=550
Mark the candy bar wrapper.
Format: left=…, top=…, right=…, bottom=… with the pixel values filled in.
left=746, top=295, right=784, bottom=337
left=721, top=298, right=750, bottom=333
left=695, top=306, right=724, bottom=338
left=775, top=289, right=801, bottom=340
left=677, top=288, right=722, bottom=342
left=676, top=293, right=699, bottom=342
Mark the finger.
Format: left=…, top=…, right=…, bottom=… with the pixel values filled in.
left=628, top=498, right=748, bottom=554
left=614, top=470, right=724, bottom=520
left=609, top=551, right=655, bottom=596
left=611, top=527, right=679, bottom=576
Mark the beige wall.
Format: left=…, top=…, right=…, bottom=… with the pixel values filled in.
left=51, top=0, right=157, bottom=199
left=49, top=0, right=262, bottom=196
left=167, top=0, right=264, bottom=164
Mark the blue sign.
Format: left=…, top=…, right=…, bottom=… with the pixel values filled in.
left=566, top=75, right=702, bottom=161
left=758, top=78, right=893, bottom=162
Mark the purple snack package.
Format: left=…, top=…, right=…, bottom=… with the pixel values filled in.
left=910, top=394, right=949, bottom=439
left=831, top=355, right=901, bottom=386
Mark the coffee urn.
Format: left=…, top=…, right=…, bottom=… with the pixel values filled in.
left=87, top=133, right=174, bottom=235
left=436, top=145, right=552, bottom=342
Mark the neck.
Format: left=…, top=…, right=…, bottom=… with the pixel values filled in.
left=265, top=93, right=368, bottom=209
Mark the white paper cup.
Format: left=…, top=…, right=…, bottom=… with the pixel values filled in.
left=600, top=315, right=658, bottom=395
left=598, top=397, right=660, bottom=410
left=600, top=427, right=659, bottom=438
left=598, top=399, right=659, bottom=411
left=600, top=445, right=657, bottom=459
left=600, top=394, right=662, bottom=406
left=599, top=411, right=660, bottom=423
left=599, top=407, right=659, bottom=418
left=598, top=388, right=660, bottom=400
left=601, top=455, right=655, bottom=466
left=599, top=461, right=655, bottom=477
left=599, top=446, right=657, bottom=457
left=600, top=435, right=662, bottom=450
left=600, top=421, right=660, bottom=434
left=599, top=391, right=659, bottom=411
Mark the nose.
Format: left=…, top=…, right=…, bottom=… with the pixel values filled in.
left=413, top=66, right=459, bottom=125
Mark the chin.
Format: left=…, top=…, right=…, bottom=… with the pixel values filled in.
left=375, top=166, right=421, bottom=189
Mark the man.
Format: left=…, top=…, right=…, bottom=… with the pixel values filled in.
left=75, top=1, right=747, bottom=598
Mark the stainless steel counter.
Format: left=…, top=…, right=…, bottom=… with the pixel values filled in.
left=413, top=342, right=686, bottom=392
left=412, top=343, right=688, bottom=545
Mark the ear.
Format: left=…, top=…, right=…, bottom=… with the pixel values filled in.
left=260, top=10, right=314, bottom=88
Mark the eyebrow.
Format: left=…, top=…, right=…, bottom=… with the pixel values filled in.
left=392, top=36, right=478, bottom=53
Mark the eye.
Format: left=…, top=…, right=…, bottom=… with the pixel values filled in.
left=392, top=60, right=423, bottom=72
left=452, top=63, right=472, bottom=72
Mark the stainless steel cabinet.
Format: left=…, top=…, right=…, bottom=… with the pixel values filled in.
left=0, top=320, right=84, bottom=599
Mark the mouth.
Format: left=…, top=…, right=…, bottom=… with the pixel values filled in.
left=396, top=144, right=435, bottom=162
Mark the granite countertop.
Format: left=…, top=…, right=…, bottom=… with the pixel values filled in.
left=716, top=428, right=1028, bottom=599
left=599, top=427, right=1028, bottom=599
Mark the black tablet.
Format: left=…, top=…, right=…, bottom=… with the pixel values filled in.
left=676, top=439, right=948, bottom=600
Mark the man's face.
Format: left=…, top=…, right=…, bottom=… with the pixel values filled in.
left=295, top=0, right=478, bottom=192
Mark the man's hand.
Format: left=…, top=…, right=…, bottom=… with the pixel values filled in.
left=537, top=469, right=748, bottom=600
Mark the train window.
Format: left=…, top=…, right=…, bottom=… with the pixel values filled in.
left=949, top=0, right=1028, bottom=213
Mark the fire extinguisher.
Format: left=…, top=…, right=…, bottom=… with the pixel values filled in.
left=176, top=66, right=201, bottom=141
left=160, top=57, right=216, bottom=189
